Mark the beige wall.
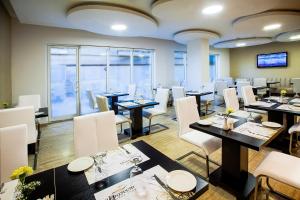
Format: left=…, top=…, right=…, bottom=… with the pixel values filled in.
left=230, top=41, right=300, bottom=78
left=11, top=20, right=186, bottom=106
left=210, top=47, right=230, bottom=78
left=0, top=3, right=11, bottom=107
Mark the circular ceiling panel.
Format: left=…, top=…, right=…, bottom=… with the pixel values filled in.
left=233, top=11, right=300, bottom=38
left=214, top=37, right=272, bottom=48
left=67, top=4, right=158, bottom=37
left=276, top=29, right=300, bottom=42
left=174, top=29, right=220, bottom=44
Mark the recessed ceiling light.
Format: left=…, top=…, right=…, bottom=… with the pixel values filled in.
left=111, top=24, right=127, bottom=31
left=236, top=42, right=246, bottom=47
left=289, top=34, right=300, bottom=41
left=202, top=5, right=223, bottom=15
left=263, top=23, right=281, bottom=31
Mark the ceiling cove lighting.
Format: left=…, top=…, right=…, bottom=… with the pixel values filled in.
left=289, top=34, right=300, bottom=41
left=111, top=24, right=127, bottom=31
left=202, top=5, right=223, bottom=15
left=236, top=42, right=246, bottom=47
left=263, top=23, right=281, bottom=31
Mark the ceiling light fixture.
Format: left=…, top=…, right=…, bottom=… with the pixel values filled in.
left=263, top=23, right=281, bottom=31
left=202, top=5, right=223, bottom=15
left=111, top=24, right=127, bottom=31
left=236, top=42, right=246, bottom=47
left=289, top=34, right=300, bottom=41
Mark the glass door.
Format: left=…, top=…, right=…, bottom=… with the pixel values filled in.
left=49, top=47, right=79, bottom=120
left=132, top=49, right=153, bottom=99
left=79, top=46, right=108, bottom=114
left=107, top=48, right=131, bottom=93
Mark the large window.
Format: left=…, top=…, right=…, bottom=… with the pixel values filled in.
left=174, top=51, right=187, bottom=85
left=133, top=49, right=153, bottom=99
left=49, top=46, right=154, bottom=119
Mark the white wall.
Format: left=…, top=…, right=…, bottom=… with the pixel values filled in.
left=0, top=3, right=11, bottom=107
left=11, top=20, right=185, bottom=106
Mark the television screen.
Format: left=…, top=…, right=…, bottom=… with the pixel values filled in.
left=257, top=52, right=288, bottom=68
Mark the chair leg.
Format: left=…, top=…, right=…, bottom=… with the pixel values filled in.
left=120, top=123, right=123, bottom=134
left=254, top=176, right=261, bottom=200
left=33, top=141, right=39, bottom=170
left=289, top=132, right=294, bottom=155
left=205, top=155, right=210, bottom=178
left=148, top=118, right=152, bottom=134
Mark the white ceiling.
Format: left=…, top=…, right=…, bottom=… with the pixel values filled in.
left=8, top=0, right=300, bottom=47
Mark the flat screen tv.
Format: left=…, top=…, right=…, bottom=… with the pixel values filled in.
left=257, top=52, right=288, bottom=68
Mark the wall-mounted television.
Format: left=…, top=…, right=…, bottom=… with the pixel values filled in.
left=257, top=52, right=288, bottom=68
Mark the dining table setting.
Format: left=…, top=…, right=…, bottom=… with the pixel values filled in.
left=0, top=141, right=208, bottom=200
left=190, top=114, right=284, bottom=199
left=245, top=96, right=300, bottom=152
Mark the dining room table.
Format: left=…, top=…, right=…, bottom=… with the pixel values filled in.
left=190, top=115, right=284, bottom=200
left=1, top=140, right=208, bottom=200
left=186, top=91, right=213, bottom=116
left=244, top=97, right=300, bottom=152
left=115, top=100, right=159, bottom=139
left=266, top=81, right=280, bottom=88
left=252, top=86, right=269, bottom=96
left=101, top=92, right=129, bottom=114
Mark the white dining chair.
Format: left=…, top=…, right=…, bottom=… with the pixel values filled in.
left=0, top=106, right=37, bottom=146
left=241, top=86, right=267, bottom=115
left=236, top=78, right=248, bottom=83
left=253, top=78, right=268, bottom=96
left=86, top=90, right=98, bottom=110
left=223, top=88, right=262, bottom=120
left=96, top=96, right=132, bottom=135
left=215, top=80, right=228, bottom=105
left=0, top=124, right=28, bottom=183
left=18, top=94, right=41, bottom=112
left=175, top=96, right=221, bottom=178
left=291, top=78, right=300, bottom=97
left=171, top=86, right=185, bottom=105
left=201, top=82, right=215, bottom=115
left=253, top=151, right=300, bottom=200
left=143, top=88, right=169, bottom=134
left=73, top=111, right=119, bottom=157
left=237, top=81, right=250, bottom=99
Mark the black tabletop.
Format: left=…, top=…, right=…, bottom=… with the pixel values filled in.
left=100, top=92, right=129, bottom=97
left=252, top=86, right=269, bottom=90
left=245, top=98, right=300, bottom=116
left=186, top=91, right=213, bottom=96
left=26, top=140, right=208, bottom=200
left=189, top=117, right=283, bottom=151
left=35, top=107, right=48, bottom=119
left=116, top=101, right=159, bottom=110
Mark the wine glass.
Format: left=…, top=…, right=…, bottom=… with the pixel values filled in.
left=247, top=112, right=254, bottom=122
left=93, top=152, right=108, bottom=189
left=129, top=155, right=143, bottom=178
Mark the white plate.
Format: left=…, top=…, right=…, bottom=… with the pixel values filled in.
left=197, top=120, right=212, bottom=126
left=262, top=121, right=282, bottom=128
left=293, top=103, right=300, bottom=107
left=67, top=157, right=94, bottom=172
left=166, top=170, right=197, bottom=192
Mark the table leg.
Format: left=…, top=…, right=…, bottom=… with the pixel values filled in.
left=210, top=140, right=256, bottom=199
left=111, top=96, right=118, bottom=114
left=267, top=111, right=296, bottom=153
left=196, top=95, right=201, bottom=116
left=128, top=108, right=143, bottom=139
